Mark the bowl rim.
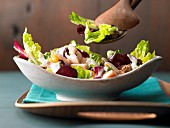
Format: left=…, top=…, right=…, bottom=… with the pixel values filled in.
left=13, top=56, right=162, bottom=82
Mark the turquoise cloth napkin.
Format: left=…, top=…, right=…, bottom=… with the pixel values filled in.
left=23, top=77, right=170, bottom=104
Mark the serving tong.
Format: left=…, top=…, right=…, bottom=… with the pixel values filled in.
left=95, top=0, right=142, bottom=44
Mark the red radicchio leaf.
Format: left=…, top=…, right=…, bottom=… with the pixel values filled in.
left=77, top=25, right=86, bottom=34
left=108, top=53, right=131, bottom=69
left=56, top=65, right=78, bottom=78
left=92, top=66, right=105, bottom=79
left=13, top=40, right=28, bottom=60
left=77, top=25, right=95, bottom=35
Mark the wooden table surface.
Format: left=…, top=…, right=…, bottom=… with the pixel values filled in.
left=0, top=71, right=170, bottom=128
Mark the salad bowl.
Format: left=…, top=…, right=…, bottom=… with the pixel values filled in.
left=13, top=56, right=162, bottom=101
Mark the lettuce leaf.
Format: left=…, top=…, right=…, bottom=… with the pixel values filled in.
left=23, top=28, right=42, bottom=65
left=70, top=12, right=119, bottom=44
left=107, top=50, right=122, bottom=59
left=44, top=52, right=51, bottom=59
left=84, top=23, right=117, bottom=44
left=70, top=40, right=79, bottom=46
left=71, top=40, right=102, bottom=66
left=69, top=12, right=97, bottom=30
left=142, top=51, right=155, bottom=63
left=76, top=45, right=90, bottom=54
left=73, top=66, right=91, bottom=79
left=131, top=40, right=156, bottom=63
left=89, top=52, right=102, bottom=66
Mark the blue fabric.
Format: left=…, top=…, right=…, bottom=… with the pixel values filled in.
left=23, top=77, right=170, bottom=103
left=119, top=77, right=170, bottom=103
left=23, top=85, right=57, bottom=103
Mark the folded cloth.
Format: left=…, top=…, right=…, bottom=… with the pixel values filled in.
left=119, top=77, right=170, bottom=103
left=23, top=77, right=170, bottom=103
left=23, top=85, right=57, bottom=103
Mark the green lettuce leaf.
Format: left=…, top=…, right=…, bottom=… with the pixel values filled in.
left=70, top=12, right=119, bottom=44
left=44, top=52, right=51, bottom=59
left=70, top=40, right=90, bottom=54
left=70, top=40, right=79, bottom=46
left=76, top=45, right=90, bottom=54
left=142, top=51, right=155, bottom=63
left=23, top=28, right=42, bottom=65
left=131, top=40, right=156, bottom=63
left=107, top=50, right=122, bottom=58
left=84, top=23, right=117, bottom=44
left=72, top=41, right=102, bottom=65
left=73, top=66, right=91, bottom=79
left=90, top=52, right=102, bottom=66
left=69, top=12, right=97, bottom=30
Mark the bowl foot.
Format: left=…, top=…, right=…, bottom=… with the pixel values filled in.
left=56, top=94, right=119, bottom=102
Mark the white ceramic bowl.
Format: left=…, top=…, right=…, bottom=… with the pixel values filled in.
left=13, top=56, right=162, bottom=101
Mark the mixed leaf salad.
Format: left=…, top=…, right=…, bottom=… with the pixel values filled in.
left=14, top=28, right=156, bottom=79
left=70, top=12, right=124, bottom=44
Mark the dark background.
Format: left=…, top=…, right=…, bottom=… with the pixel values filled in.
left=0, top=0, right=169, bottom=71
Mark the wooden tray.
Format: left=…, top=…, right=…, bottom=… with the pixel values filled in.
left=15, top=80, right=170, bottom=121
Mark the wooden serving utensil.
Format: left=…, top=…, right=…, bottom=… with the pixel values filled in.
left=131, top=0, right=143, bottom=10
left=78, top=112, right=157, bottom=121
left=95, top=0, right=141, bottom=31
left=94, top=0, right=142, bottom=44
